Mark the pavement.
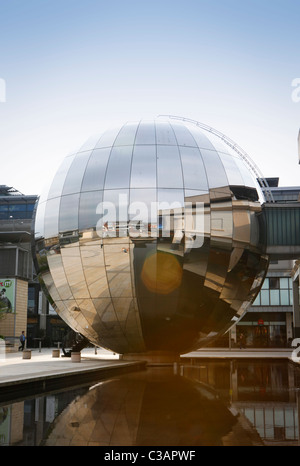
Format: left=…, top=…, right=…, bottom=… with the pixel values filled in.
left=0, top=347, right=147, bottom=400
left=182, top=347, right=296, bottom=359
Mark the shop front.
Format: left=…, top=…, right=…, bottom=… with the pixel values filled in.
left=236, top=312, right=290, bottom=348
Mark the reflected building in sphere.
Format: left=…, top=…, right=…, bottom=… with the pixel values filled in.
left=33, top=117, right=269, bottom=359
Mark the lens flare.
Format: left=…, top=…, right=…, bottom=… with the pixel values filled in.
left=141, top=251, right=183, bottom=295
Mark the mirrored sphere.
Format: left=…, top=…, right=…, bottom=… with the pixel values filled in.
left=33, top=118, right=269, bottom=355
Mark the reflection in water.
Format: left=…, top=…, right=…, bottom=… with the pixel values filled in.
left=42, top=369, right=236, bottom=447
left=1, top=361, right=300, bottom=446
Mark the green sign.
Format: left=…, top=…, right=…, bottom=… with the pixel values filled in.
left=0, top=279, right=15, bottom=313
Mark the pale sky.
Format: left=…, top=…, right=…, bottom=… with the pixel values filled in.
left=0, top=0, right=299, bottom=196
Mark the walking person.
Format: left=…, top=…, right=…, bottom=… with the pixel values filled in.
left=18, top=331, right=25, bottom=351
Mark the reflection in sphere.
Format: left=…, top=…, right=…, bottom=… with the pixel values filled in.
left=33, top=118, right=269, bottom=356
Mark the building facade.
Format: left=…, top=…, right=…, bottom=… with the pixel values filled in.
left=234, top=179, right=300, bottom=347
left=0, top=186, right=69, bottom=350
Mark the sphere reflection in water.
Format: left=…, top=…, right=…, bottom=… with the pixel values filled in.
left=43, top=370, right=236, bottom=446
left=33, top=118, right=269, bottom=356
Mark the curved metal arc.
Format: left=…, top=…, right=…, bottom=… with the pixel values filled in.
left=157, top=114, right=274, bottom=203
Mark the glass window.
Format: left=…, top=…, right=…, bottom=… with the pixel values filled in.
left=264, top=409, right=274, bottom=439
left=113, top=122, right=139, bottom=146
left=171, top=122, right=197, bottom=147
left=0, top=205, right=8, bottom=220
left=7, top=204, right=28, bottom=219
left=27, top=287, right=36, bottom=314
left=280, top=289, right=290, bottom=305
left=274, top=409, right=284, bottom=427
left=44, top=197, right=60, bottom=239
left=254, top=408, right=264, bottom=433
left=270, top=289, right=280, bottom=305
left=260, top=289, right=270, bottom=305
left=130, top=145, right=157, bottom=188
left=62, top=151, right=92, bottom=195
left=285, top=409, right=295, bottom=440
left=81, top=148, right=111, bottom=192
left=157, top=145, right=183, bottom=189
left=47, top=154, right=76, bottom=200
left=199, top=149, right=229, bottom=188
left=9, top=204, right=26, bottom=211
left=155, top=121, right=177, bottom=145
left=104, top=146, right=133, bottom=189
left=59, top=193, right=80, bottom=232
left=179, top=146, right=208, bottom=190
left=135, top=121, right=156, bottom=145
left=253, top=294, right=260, bottom=306
left=262, top=278, right=269, bottom=289
left=269, top=277, right=280, bottom=289
left=79, top=191, right=103, bottom=231
left=280, top=278, right=289, bottom=289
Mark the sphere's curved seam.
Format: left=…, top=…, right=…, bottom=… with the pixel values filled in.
left=102, top=121, right=144, bottom=353
left=126, top=120, right=148, bottom=351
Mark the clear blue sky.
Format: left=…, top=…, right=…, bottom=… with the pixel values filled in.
left=0, top=0, right=299, bottom=195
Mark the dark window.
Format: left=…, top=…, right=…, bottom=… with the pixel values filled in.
left=269, top=277, right=280, bottom=289
left=28, top=286, right=37, bottom=314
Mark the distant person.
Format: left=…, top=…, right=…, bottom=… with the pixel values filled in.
left=18, top=331, right=25, bottom=351
left=239, top=332, right=246, bottom=349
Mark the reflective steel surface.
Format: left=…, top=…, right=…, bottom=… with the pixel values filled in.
left=1, top=361, right=300, bottom=446
left=33, top=118, right=269, bottom=354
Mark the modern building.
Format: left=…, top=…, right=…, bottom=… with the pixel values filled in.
left=234, top=179, right=300, bottom=347
left=292, top=132, right=300, bottom=340
left=0, top=185, right=69, bottom=350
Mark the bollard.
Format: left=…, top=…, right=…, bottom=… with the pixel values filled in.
left=71, top=351, right=81, bottom=363
left=22, top=350, right=31, bottom=360
left=173, top=362, right=178, bottom=375
left=52, top=349, right=60, bottom=358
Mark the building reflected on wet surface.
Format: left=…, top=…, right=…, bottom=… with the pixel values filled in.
left=1, top=360, right=300, bottom=446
